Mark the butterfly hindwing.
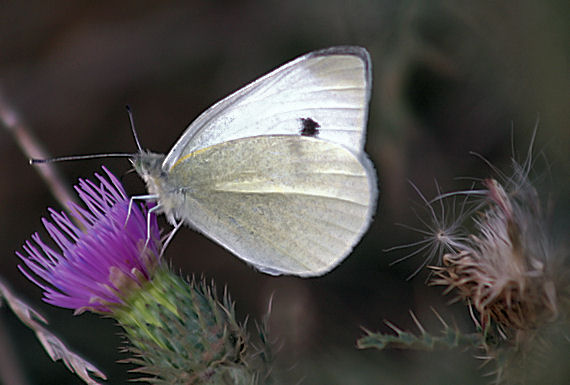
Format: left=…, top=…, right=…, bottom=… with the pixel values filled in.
left=163, top=135, right=376, bottom=276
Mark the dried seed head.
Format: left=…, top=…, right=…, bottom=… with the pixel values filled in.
left=431, top=174, right=563, bottom=337
left=388, top=132, right=568, bottom=382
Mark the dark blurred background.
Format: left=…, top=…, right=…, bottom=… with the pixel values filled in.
left=0, top=1, right=567, bottom=384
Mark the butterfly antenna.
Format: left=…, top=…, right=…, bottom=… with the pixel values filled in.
left=30, top=153, right=133, bottom=164
left=30, top=106, right=142, bottom=165
left=126, top=105, right=143, bottom=152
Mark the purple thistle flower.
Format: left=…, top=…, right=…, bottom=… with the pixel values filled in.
left=17, top=167, right=161, bottom=314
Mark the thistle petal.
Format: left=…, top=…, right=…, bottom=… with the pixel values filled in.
left=17, top=167, right=161, bottom=314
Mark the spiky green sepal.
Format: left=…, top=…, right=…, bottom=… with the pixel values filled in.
left=113, top=266, right=270, bottom=384
left=357, top=324, right=482, bottom=351
left=357, top=311, right=482, bottom=352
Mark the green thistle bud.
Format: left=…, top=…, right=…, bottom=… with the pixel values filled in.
left=116, top=268, right=266, bottom=385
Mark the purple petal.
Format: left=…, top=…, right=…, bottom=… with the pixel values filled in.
left=17, top=167, right=162, bottom=313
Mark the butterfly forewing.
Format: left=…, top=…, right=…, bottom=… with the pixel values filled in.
left=162, top=46, right=371, bottom=172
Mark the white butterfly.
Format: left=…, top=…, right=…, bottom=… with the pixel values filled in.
left=133, top=46, right=377, bottom=276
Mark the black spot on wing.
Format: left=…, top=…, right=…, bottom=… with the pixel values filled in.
left=299, top=118, right=320, bottom=137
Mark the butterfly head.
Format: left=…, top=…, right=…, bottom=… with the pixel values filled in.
left=131, top=151, right=166, bottom=186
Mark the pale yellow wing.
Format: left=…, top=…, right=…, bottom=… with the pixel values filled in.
left=163, top=135, right=377, bottom=276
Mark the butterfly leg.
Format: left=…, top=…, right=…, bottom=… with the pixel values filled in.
left=125, top=194, right=159, bottom=227
left=160, top=219, right=184, bottom=256
left=145, top=203, right=162, bottom=249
